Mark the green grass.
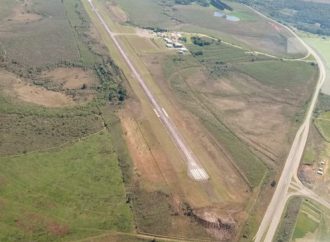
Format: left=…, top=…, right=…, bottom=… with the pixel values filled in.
left=235, top=60, right=317, bottom=88
left=305, top=37, right=330, bottom=67
left=0, top=0, right=16, bottom=20
left=315, top=112, right=330, bottom=142
left=63, top=0, right=102, bottom=66
left=303, top=147, right=316, bottom=165
left=0, top=0, right=101, bottom=67
left=115, top=0, right=174, bottom=28
left=293, top=201, right=321, bottom=240
left=0, top=112, right=104, bottom=155
left=0, top=132, right=133, bottom=242
left=274, top=197, right=303, bottom=242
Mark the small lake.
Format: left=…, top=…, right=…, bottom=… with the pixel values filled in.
left=214, top=12, right=224, bottom=17
left=214, top=12, right=240, bottom=22
left=226, top=15, right=240, bottom=22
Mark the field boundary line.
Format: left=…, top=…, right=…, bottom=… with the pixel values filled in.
left=0, top=127, right=107, bottom=158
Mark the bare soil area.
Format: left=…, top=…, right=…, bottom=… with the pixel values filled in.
left=13, top=82, right=75, bottom=107
left=0, top=70, right=75, bottom=107
left=106, top=1, right=128, bottom=23
left=42, top=67, right=98, bottom=90
left=8, top=0, right=42, bottom=23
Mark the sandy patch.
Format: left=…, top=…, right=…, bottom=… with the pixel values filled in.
left=214, top=98, right=246, bottom=111
left=42, top=67, right=98, bottom=89
left=106, top=1, right=128, bottom=23
left=9, top=0, right=42, bottom=23
left=13, top=81, right=75, bottom=107
left=0, top=70, right=75, bottom=107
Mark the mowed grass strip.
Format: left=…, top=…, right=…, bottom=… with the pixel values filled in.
left=293, top=201, right=321, bottom=240
left=235, top=60, right=317, bottom=88
left=315, top=112, right=330, bottom=142
left=0, top=132, right=132, bottom=241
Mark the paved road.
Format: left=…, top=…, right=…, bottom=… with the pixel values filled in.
left=86, top=0, right=208, bottom=181
left=251, top=7, right=327, bottom=242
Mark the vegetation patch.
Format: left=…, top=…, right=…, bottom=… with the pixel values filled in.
left=293, top=200, right=322, bottom=240
left=315, top=111, right=330, bottom=142
left=237, top=0, right=330, bottom=36
left=274, top=197, right=303, bottom=242
left=235, top=60, right=317, bottom=88
left=0, top=132, right=133, bottom=241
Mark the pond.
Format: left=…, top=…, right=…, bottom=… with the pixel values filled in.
left=226, top=15, right=240, bottom=22
left=213, top=12, right=240, bottom=22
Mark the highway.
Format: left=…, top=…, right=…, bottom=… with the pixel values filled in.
left=251, top=7, right=327, bottom=242
left=86, top=0, right=209, bottom=181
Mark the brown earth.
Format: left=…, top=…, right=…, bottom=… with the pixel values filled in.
left=13, top=82, right=75, bottom=107
left=42, top=67, right=98, bottom=89
left=118, top=100, right=184, bottom=193
left=8, top=0, right=42, bottom=23
left=106, top=1, right=128, bottom=23
left=0, top=69, right=75, bottom=107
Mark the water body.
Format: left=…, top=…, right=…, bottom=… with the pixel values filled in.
left=226, top=15, right=240, bottom=22
left=213, top=12, right=240, bottom=22
left=214, top=11, right=224, bottom=17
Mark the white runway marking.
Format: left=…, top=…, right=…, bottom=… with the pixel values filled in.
left=162, top=107, right=169, bottom=118
left=153, top=108, right=160, bottom=118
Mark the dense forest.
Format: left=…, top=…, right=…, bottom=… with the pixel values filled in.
left=236, top=0, right=330, bottom=35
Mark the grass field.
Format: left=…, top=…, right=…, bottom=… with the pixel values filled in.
left=0, top=0, right=101, bottom=67
left=315, top=112, right=330, bottom=142
left=276, top=198, right=330, bottom=242
left=235, top=60, right=317, bottom=88
left=0, top=1, right=135, bottom=241
left=161, top=39, right=317, bottom=186
left=293, top=202, right=320, bottom=240
left=0, top=132, right=132, bottom=241
left=274, top=197, right=303, bottom=242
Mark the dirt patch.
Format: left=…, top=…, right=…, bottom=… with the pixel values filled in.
left=106, top=1, right=128, bottom=23
left=42, top=67, right=98, bottom=90
left=16, top=213, right=69, bottom=237
left=214, top=97, right=246, bottom=111
left=13, top=81, right=75, bottom=107
left=8, top=0, right=42, bottom=23
left=298, top=165, right=316, bottom=185
left=0, top=70, right=75, bottom=107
